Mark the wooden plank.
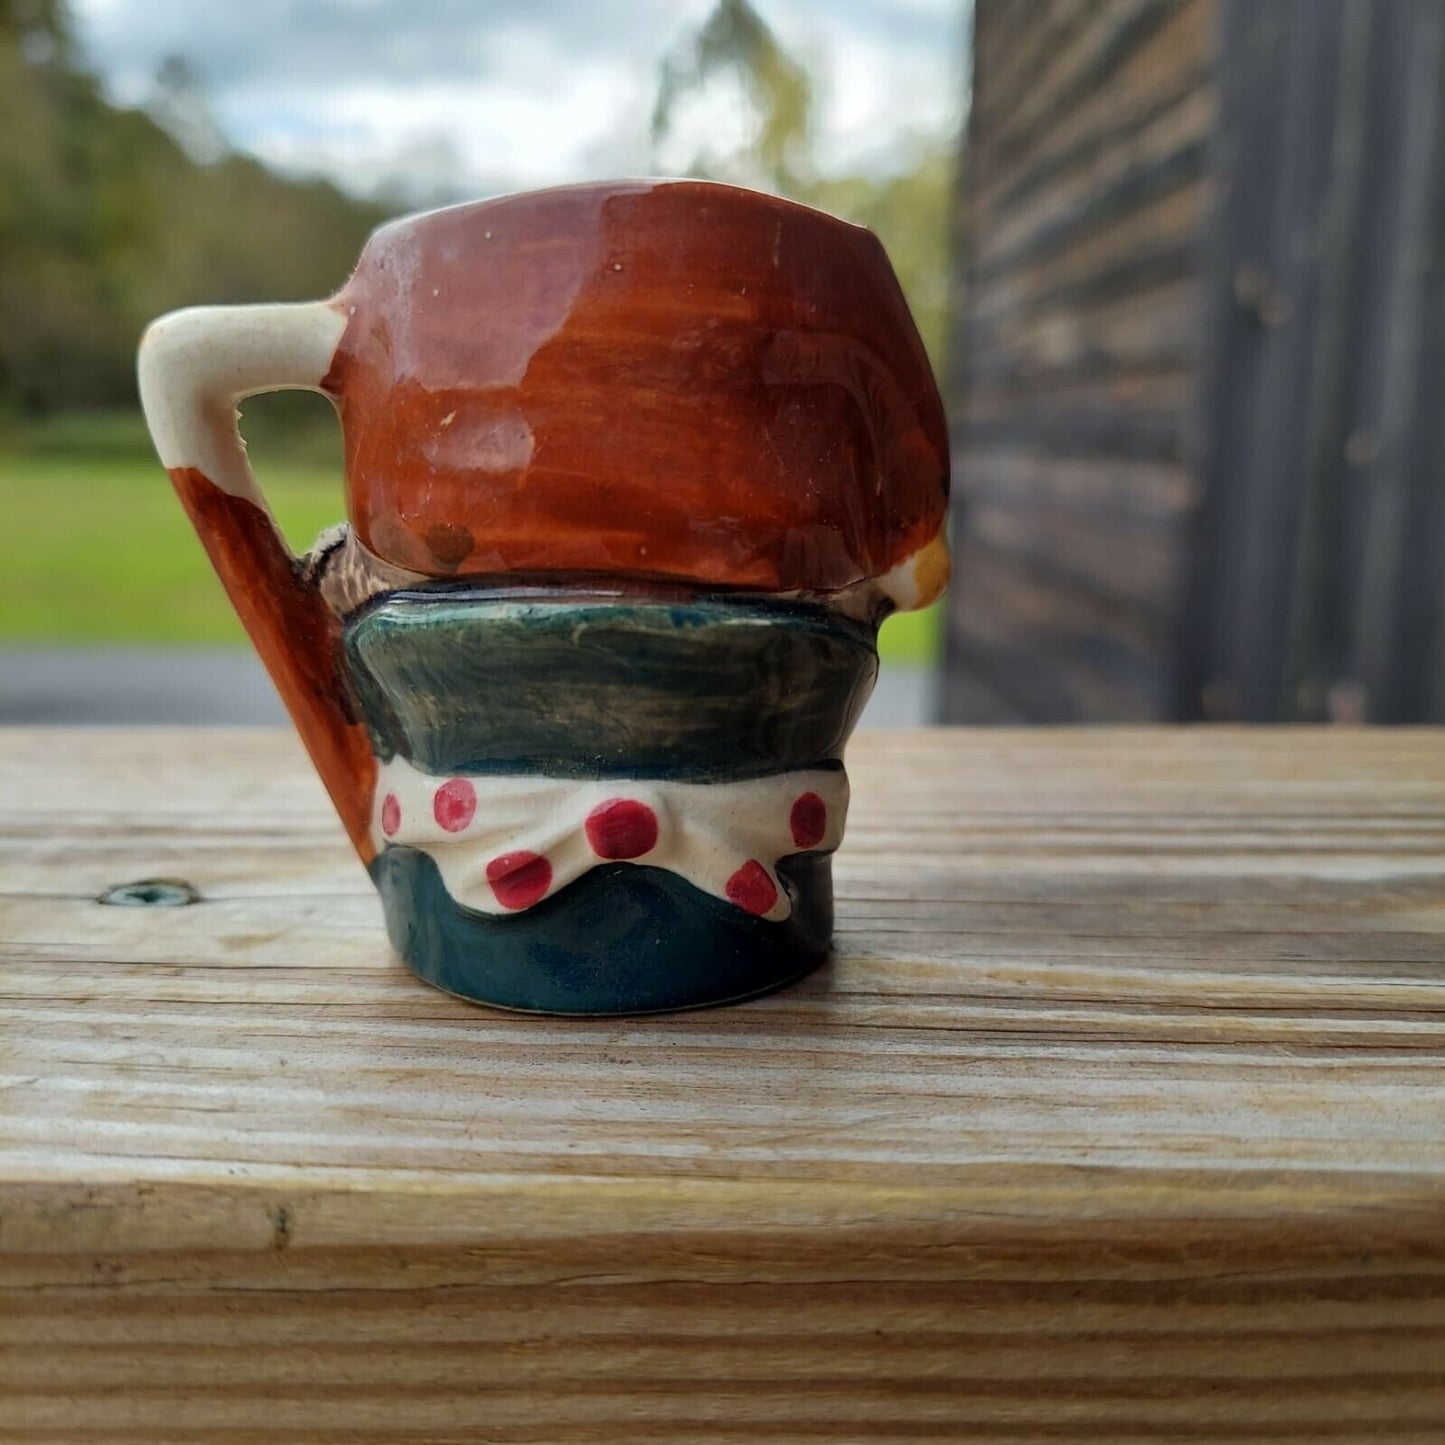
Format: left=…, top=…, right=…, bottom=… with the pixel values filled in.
left=973, top=150, right=1208, bottom=289
left=946, top=596, right=1168, bottom=720
left=955, top=536, right=1173, bottom=656
left=966, top=498, right=1182, bottom=603
left=981, top=79, right=1216, bottom=266
left=1179, top=0, right=1352, bottom=721
left=960, top=448, right=1197, bottom=512
left=950, top=3, right=1216, bottom=722
left=965, top=274, right=1202, bottom=386
left=944, top=628, right=1164, bottom=721
left=985, top=0, right=1217, bottom=184
left=935, top=663, right=1029, bottom=724
left=988, top=0, right=1182, bottom=167
left=971, top=181, right=1208, bottom=330
left=2, top=725, right=1443, bottom=1439
left=1179, top=0, right=1445, bottom=725
left=962, top=406, right=1190, bottom=466
left=972, top=235, right=1201, bottom=336
left=962, top=362, right=1195, bottom=416
left=986, top=62, right=1213, bottom=228
left=1348, top=0, right=1445, bottom=721
left=972, top=0, right=1101, bottom=133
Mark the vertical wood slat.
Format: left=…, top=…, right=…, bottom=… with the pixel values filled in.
left=1351, top=1, right=1445, bottom=721
left=1176, top=0, right=1445, bottom=722
left=1175, top=0, right=1352, bottom=721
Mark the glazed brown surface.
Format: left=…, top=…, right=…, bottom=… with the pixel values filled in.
left=323, top=180, right=949, bottom=591
left=169, top=467, right=377, bottom=862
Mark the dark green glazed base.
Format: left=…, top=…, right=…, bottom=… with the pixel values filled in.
left=344, top=589, right=877, bottom=780
left=349, top=588, right=869, bottom=1014
left=371, top=848, right=833, bottom=1014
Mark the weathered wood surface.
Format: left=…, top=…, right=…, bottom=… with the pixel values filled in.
left=2, top=726, right=1444, bottom=1442
left=948, top=0, right=1219, bottom=722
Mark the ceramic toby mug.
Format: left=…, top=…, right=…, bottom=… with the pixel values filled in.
left=138, top=179, right=950, bottom=1014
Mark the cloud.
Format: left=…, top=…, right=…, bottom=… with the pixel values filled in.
left=70, top=0, right=964, bottom=199
left=75, top=0, right=681, bottom=90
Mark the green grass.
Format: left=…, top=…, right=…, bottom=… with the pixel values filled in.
left=1, top=450, right=343, bottom=644
left=0, top=412, right=941, bottom=662
left=873, top=601, right=940, bottom=666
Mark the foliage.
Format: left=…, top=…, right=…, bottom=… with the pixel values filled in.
left=0, top=0, right=951, bottom=659
left=652, top=0, right=956, bottom=372
left=0, top=2, right=388, bottom=413
left=2, top=0, right=955, bottom=402
left=804, top=144, right=957, bottom=369
left=653, top=0, right=813, bottom=194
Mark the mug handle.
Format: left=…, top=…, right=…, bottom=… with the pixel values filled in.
left=137, top=302, right=379, bottom=862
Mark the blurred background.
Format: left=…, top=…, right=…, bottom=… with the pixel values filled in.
left=0, top=0, right=960, bottom=724
left=3, top=0, right=1443, bottom=725
left=952, top=0, right=1445, bottom=726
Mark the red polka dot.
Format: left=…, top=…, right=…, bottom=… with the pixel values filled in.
left=433, top=777, right=476, bottom=832
left=380, top=792, right=401, bottom=837
left=790, top=791, right=827, bottom=849
left=725, top=859, right=778, bottom=916
left=486, top=850, right=553, bottom=910
left=585, top=797, right=658, bottom=859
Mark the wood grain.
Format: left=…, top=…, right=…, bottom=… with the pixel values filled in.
left=2, top=726, right=1444, bottom=1441
left=1178, top=0, right=1445, bottom=725
left=949, top=0, right=1218, bottom=723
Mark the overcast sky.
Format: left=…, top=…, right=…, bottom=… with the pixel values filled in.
left=68, top=0, right=967, bottom=202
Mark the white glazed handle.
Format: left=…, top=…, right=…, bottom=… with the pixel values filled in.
left=137, top=301, right=347, bottom=516
left=136, top=299, right=379, bottom=865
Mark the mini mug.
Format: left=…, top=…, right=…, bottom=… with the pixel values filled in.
left=138, top=179, right=950, bottom=1014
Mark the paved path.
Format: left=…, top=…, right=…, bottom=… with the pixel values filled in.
left=0, top=648, right=936, bottom=727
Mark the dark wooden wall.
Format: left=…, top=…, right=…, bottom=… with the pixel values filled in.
left=945, top=0, right=1219, bottom=722
left=947, top=0, right=1445, bottom=724
left=1178, top=0, right=1445, bottom=723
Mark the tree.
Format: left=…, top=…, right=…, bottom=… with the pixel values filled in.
left=0, top=0, right=74, bottom=65
left=0, top=0, right=389, bottom=413
left=652, top=0, right=813, bottom=194
left=148, top=54, right=227, bottom=164
left=651, top=0, right=957, bottom=373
